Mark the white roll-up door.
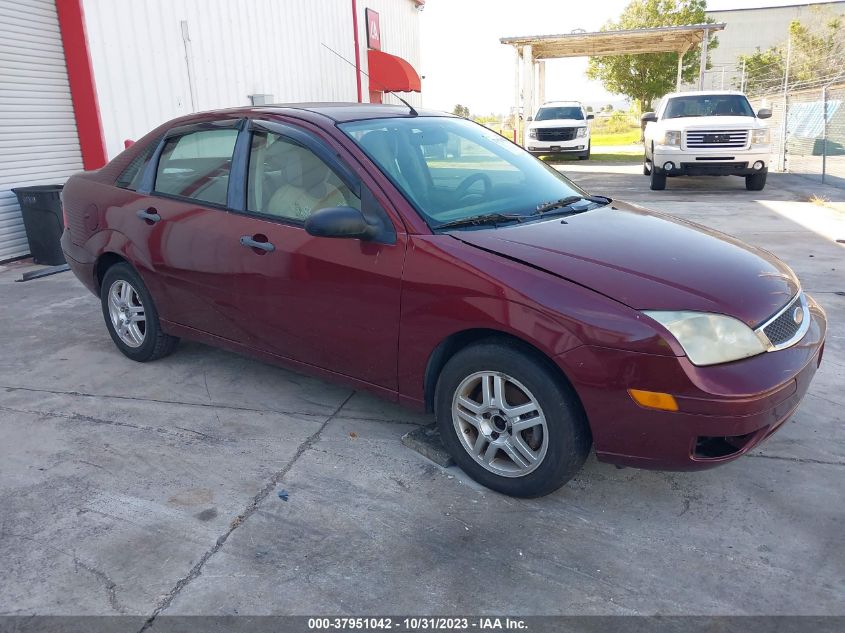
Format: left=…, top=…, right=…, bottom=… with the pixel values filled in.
left=0, top=0, right=84, bottom=262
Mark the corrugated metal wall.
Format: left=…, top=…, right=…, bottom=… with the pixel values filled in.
left=0, top=0, right=83, bottom=262
left=358, top=0, right=423, bottom=107
left=83, top=0, right=422, bottom=160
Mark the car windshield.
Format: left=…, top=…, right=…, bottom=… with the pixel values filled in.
left=535, top=107, right=584, bottom=121
left=664, top=95, right=755, bottom=118
left=339, top=116, right=591, bottom=228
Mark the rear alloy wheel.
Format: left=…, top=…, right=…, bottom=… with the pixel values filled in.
left=746, top=169, right=767, bottom=191
left=435, top=341, right=591, bottom=497
left=100, top=262, right=179, bottom=362
left=650, top=164, right=667, bottom=190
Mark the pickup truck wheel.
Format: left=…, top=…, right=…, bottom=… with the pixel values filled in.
left=649, top=165, right=667, bottom=190
left=745, top=169, right=767, bottom=191
left=643, top=155, right=652, bottom=175
left=435, top=340, right=591, bottom=498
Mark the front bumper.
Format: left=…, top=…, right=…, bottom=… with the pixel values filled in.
left=557, top=295, right=826, bottom=470
left=652, top=146, right=770, bottom=176
left=526, top=138, right=588, bottom=154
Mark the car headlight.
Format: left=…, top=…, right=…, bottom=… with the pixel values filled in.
left=576, top=127, right=587, bottom=138
left=658, top=130, right=681, bottom=146
left=528, top=128, right=537, bottom=139
left=752, top=128, right=770, bottom=145
left=643, top=311, right=767, bottom=366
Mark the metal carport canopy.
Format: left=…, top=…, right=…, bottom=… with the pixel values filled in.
left=500, top=23, right=725, bottom=58
left=501, top=23, right=726, bottom=125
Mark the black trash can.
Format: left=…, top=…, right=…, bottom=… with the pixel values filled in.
left=11, top=184, right=66, bottom=266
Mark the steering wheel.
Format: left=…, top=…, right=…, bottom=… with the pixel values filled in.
left=453, top=173, right=492, bottom=203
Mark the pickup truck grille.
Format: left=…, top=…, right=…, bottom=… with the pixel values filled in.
left=685, top=129, right=749, bottom=149
left=536, top=127, right=577, bottom=142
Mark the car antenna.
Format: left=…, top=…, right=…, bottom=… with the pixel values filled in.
left=321, top=42, right=418, bottom=117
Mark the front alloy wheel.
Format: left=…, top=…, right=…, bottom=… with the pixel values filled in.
left=435, top=340, right=592, bottom=497
left=452, top=371, right=548, bottom=477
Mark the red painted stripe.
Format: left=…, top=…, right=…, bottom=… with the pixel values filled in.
left=351, top=0, right=363, bottom=103
left=56, top=0, right=108, bottom=170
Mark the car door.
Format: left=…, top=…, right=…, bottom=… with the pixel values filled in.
left=222, top=119, right=407, bottom=390
left=128, top=118, right=255, bottom=341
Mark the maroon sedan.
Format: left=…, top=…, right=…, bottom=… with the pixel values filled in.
left=60, top=104, right=826, bottom=497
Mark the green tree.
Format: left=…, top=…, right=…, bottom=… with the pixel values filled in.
left=452, top=104, right=470, bottom=118
left=737, top=47, right=784, bottom=96
left=740, top=8, right=845, bottom=95
left=586, top=0, right=717, bottom=112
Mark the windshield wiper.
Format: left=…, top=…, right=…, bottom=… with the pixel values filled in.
left=534, top=195, right=612, bottom=215
left=436, top=212, right=525, bottom=230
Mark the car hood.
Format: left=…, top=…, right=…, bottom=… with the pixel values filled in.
left=664, top=115, right=760, bottom=129
left=530, top=119, right=587, bottom=128
left=451, top=201, right=798, bottom=327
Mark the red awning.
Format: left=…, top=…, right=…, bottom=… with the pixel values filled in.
left=366, top=49, right=421, bottom=93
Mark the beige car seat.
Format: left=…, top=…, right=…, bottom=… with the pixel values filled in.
left=265, top=144, right=348, bottom=221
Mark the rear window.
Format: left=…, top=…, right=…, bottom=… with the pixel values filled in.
left=153, top=129, right=238, bottom=206
left=116, top=141, right=157, bottom=191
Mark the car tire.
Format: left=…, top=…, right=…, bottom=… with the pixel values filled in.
left=434, top=340, right=591, bottom=498
left=745, top=169, right=767, bottom=191
left=643, top=154, right=652, bottom=175
left=650, top=165, right=667, bottom=190
left=100, top=262, right=179, bottom=362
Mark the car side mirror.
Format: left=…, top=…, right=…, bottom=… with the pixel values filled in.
left=305, top=206, right=378, bottom=241
left=757, top=108, right=772, bottom=119
left=641, top=112, right=657, bottom=124
left=586, top=114, right=595, bottom=120
left=526, top=116, right=533, bottom=122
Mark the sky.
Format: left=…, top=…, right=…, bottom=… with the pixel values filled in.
left=418, top=0, right=837, bottom=114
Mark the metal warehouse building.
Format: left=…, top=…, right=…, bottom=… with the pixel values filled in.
left=0, top=0, right=423, bottom=262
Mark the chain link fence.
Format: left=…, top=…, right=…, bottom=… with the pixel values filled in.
left=748, top=84, right=845, bottom=187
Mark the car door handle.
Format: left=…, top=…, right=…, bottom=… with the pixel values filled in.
left=136, top=209, right=161, bottom=223
left=240, top=235, right=275, bottom=253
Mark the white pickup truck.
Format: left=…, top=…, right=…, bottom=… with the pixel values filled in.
left=642, top=91, right=772, bottom=191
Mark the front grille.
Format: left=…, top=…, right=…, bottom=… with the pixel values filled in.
left=762, top=294, right=804, bottom=346
left=536, top=127, right=577, bottom=142
left=685, top=129, right=749, bottom=149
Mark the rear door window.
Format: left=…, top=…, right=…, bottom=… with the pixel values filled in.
left=154, top=129, right=239, bottom=206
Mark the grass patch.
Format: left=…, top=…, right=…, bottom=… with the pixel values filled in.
left=591, top=129, right=642, bottom=146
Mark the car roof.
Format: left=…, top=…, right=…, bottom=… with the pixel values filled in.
left=663, top=90, right=746, bottom=99
left=539, top=101, right=582, bottom=107
left=193, top=102, right=453, bottom=123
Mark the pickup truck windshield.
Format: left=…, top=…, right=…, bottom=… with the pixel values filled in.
left=340, top=117, right=590, bottom=229
left=664, top=95, right=755, bottom=119
left=535, top=107, right=584, bottom=121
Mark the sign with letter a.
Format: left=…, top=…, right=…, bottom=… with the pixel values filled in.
left=366, top=8, right=381, bottom=50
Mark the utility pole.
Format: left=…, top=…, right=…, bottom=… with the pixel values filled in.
left=779, top=36, right=792, bottom=172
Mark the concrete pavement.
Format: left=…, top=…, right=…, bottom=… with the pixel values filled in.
left=0, top=164, right=843, bottom=619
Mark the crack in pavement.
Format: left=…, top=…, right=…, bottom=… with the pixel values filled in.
left=0, top=384, right=332, bottom=420
left=0, top=385, right=429, bottom=429
left=1, top=531, right=126, bottom=614
left=0, top=404, right=222, bottom=442
left=137, top=391, right=356, bottom=632
left=747, top=453, right=845, bottom=466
